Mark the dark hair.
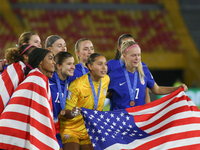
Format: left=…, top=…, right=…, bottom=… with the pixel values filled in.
left=114, top=34, right=134, bottom=59
left=5, top=44, right=36, bottom=65
left=54, top=51, right=73, bottom=70
left=45, top=35, right=62, bottom=48
left=25, top=48, right=51, bottom=76
left=86, top=53, right=104, bottom=69
left=18, top=31, right=38, bottom=47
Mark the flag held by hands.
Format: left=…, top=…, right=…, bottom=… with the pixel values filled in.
left=82, top=88, right=200, bottom=150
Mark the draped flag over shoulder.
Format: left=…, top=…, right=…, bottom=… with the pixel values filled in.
left=0, top=69, right=59, bottom=150
left=0, top=61, right=25, bottom=115
left=82, top=88, right=200, bottom=150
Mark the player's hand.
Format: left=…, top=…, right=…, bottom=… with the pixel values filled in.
left=179, top=84, right=188, bottom=91
left=71, top=107, right=82, bottom=117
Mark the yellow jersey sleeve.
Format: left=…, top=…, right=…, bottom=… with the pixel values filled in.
left=65, top=79, right=81, bottom=110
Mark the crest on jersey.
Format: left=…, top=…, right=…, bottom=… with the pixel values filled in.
left=64, top=134, right=70, bottom=139
left=103, top=88, right=107, bottom=96
left=67, top=91, right=72, bottom=100
left=140, top=76, right=145, bottom=85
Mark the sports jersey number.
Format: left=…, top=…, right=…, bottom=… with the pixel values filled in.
left=55, top=92, right=61, bottom=103
left=135, top=88, right=139, bottom=99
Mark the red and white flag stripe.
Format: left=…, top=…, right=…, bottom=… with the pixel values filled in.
left=0, top=61, right=25, bottom=115
left=107, top=88, right=200, bottom=150
left=0, top=69, right=59, bottom=150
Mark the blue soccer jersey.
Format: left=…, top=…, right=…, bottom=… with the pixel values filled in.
left=108, top=63, right=155, bottom=110
left=69, top=63, right=89, bottom=83
left=49, top=72, right=70, bottom=148
left=107, top=59, right=125, bottom=75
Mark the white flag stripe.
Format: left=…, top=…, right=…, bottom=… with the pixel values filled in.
left=0, top=119, right=31, bottom=132
left=0, top=61, right=25, bottom=115
left=106, top=124, right=200, bottom=150
left=143, top=111, right=200, bottom=133
left=30, top=144, right=40, bottom=150
left=47, top=81, right=51, bottom=100
left=4, top=104, right=52, bottom=129
left=19, top=61, right=25, bottom=70
left=131, top=99, right=196, bottom=128
left=129, top=91, right=187, bottom=116
left=135, top=100, right=198, bottom=128
left=0, top=134, right=30, bottom=149
left=30, top=107, right=53, bottom=129
left=128, top=99, right=170, bottom=116
left=5, top=104, right=29, bottom=114
left=84, top=89, right=200, bottom=150
left=136, top=124, right=200, bottom=149
left=16, top=61, right=25, bottom=88
left=187, top=99, right=197, bottom=106
left=135, top=100, right=186, bottom=126
left=12, top=89, right=51, bottom=114
left=30, top=125, right=59, bottom=149
left=0, top=119, right=58, bottom=149
left=0, top=69, right=59, bottom=149
left=23, top=75, right=47, bottom=90
left=0, top=79, right=10, bottom=107
left=7, top=64, right=19, bottom=90
left=151, top=137, right=200, bottom=150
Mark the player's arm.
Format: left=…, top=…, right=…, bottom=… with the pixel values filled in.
left=145, top=87, right=151, bottom=104
left=62, top=107, right=82, bottom=119
left=150, top=82, right=188, bottom=95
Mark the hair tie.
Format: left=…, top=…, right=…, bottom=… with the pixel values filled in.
left=20, top=45, right=33, bottom=55
left=124, top=44, right=139, bottom=54
left=26, top=63, right=34, bottom=70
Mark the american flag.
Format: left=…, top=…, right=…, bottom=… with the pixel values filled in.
left=0, top=69, right=59, bottom=150
left=82, top=88, right=200, bottom=150
left=0, top=61, right=25, bottom=115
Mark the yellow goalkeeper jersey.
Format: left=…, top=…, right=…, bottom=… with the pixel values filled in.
left=60, top=73, right=110, bottom=140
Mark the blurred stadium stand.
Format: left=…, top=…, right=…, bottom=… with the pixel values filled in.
left=0, top=0, right=200, bottom=87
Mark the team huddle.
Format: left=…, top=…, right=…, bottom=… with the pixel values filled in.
left=0, top=31, right=187, bottom=150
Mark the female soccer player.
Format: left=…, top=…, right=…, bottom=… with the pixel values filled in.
left=45, top=35, right=67, bottom=55
left=107, top=34, right=151, bottom=106
left=0, top=44, right=35, bottom=115
left=108, top=41, right=187, bottom=110
left=107, top=34, right=135, bottom=74
left=49, top=51, right=75, bottom=149
left=0, top=31, right=41, bottom=73
left=18, top=31, right=42, bottom=48
left=69, top=38, right=94, bottom=82
left=60, top=53, right=110, bottom=150
left=0, top=48, right=59, bottom=149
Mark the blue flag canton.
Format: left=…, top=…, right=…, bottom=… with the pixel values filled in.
left=81, top=108, right=150, bottom=149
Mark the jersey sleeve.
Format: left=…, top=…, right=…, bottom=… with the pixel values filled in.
left=143, top=65, right=155, bottom=89
left=107, top=60, right=112, bottom=75
left=108, top=71, right=115, bottom=92
left=65, top=80, right=80, bottom=110
left=105, top=74, right=110, bottom=87
left=107, top=59, right=118, bottom=75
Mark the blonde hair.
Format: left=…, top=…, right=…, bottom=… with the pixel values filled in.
left=121, top=41, right=144, bottom=79
left=18, top=31, right=38, bottom=47
left=75, top=38, right=90, bottom=62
